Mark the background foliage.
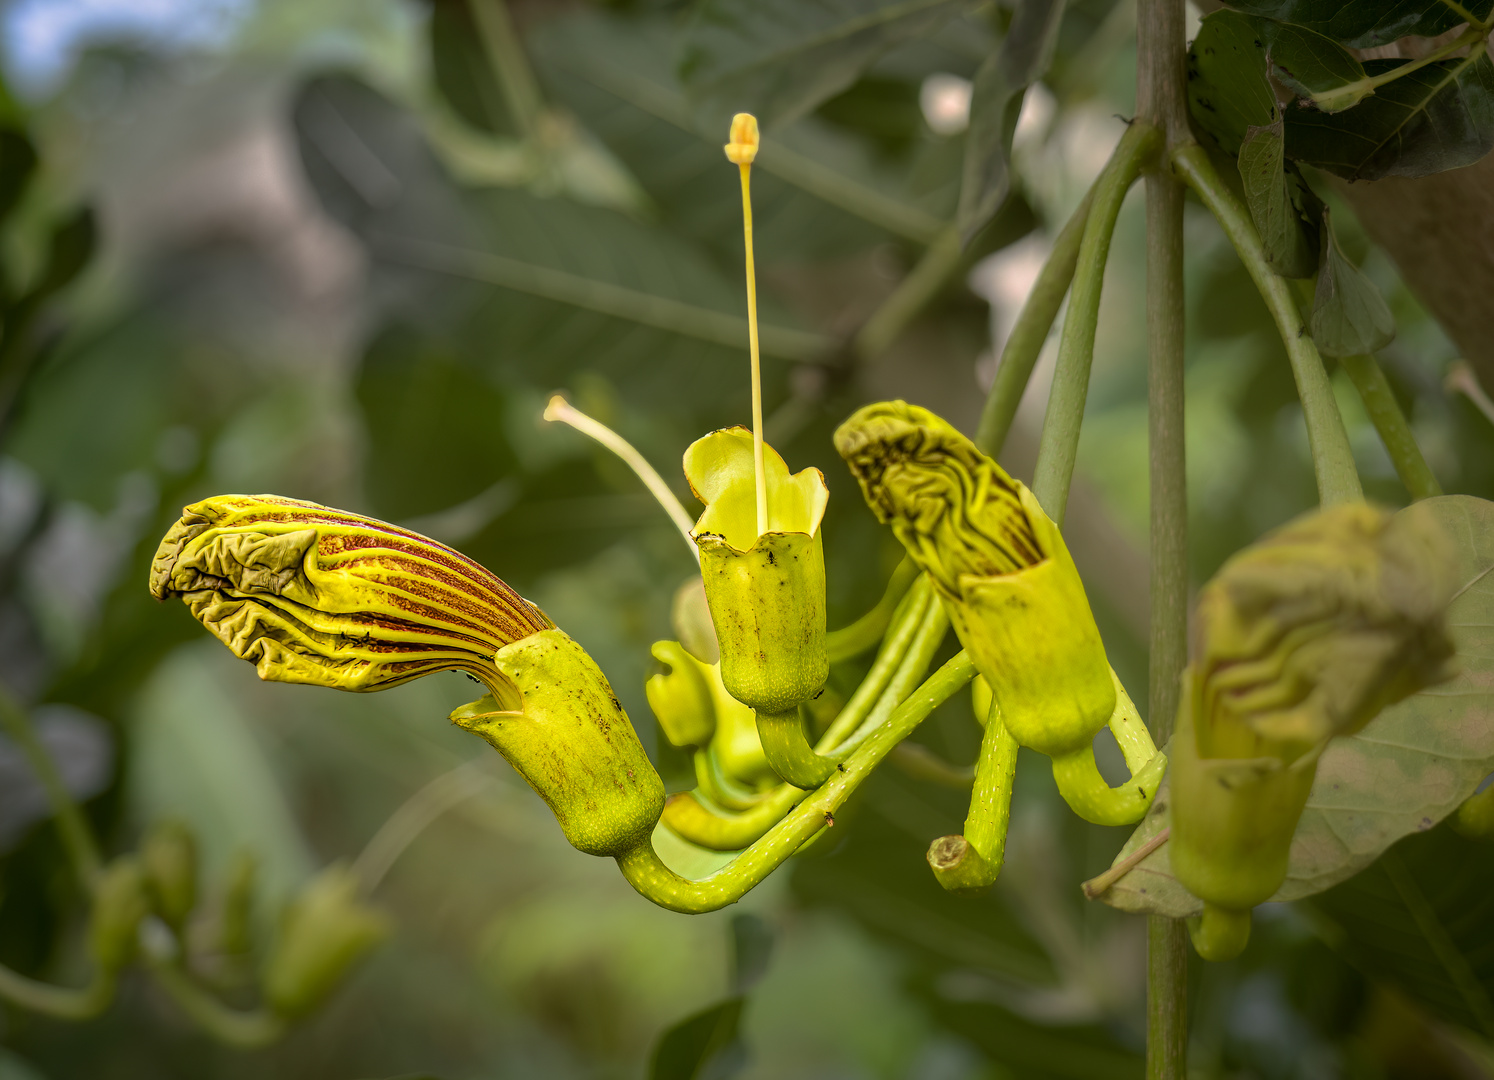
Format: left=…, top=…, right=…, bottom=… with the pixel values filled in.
left=0, top=0, right=1491, bottom=1077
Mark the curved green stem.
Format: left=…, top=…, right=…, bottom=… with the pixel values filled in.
left=660, top=785, right=802, bottom=851
left=0, top=962, right=114, bottom=1020
left=825, top=556, right=920, bottom=663
left=693, top=746, right=775, bottom=811
left=616, top=651, right=978, bottom=913
left=819, top=575, right=931, bottom=745
left=1051, top=672, right=1168, bottom=826
left=927, top=696, right=1019, bottom=894
left=1172, top=145, right=1362, bottom=506
left=975, top=186, right=1097, bottom=459
left=0, top=683, right=101, bottom=890
left=756, top=584, right=948, bottom=788
left=142, top=956, right=285, bottom=1049
left=1032, top=121, right=1162, bottom=526
left=1339, top=354, right=1442, bottom=500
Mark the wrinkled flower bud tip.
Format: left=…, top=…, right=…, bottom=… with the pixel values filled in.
left=724, top=113, right=759, bottom=165
left=150, top=495, right=552, bottom=693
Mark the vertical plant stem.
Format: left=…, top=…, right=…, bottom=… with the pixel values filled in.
left=1138, top=0, right=1190, bottom=1075
left=0, top=684, right=101, bottom=889
left=974, top=187, right=1096, bottom=459
left=1172, top=145, right=1362, bottom=506
left=1031, top=121, right=1160, bottom=525
left=1339, top=354, right=1443, bottom=500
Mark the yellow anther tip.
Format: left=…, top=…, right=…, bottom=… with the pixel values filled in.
left=543, top=394, right=569, bottom=422
left=724, top=112, right=759, bottom=164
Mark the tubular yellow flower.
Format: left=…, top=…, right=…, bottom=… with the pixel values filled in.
left=151, top=494, right=665, bottom=860
left=1172, top=501, right=1456, bottom=960
left=150, top=494, right=553, bottom=693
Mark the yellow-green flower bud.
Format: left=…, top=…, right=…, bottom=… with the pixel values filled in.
left=684, top=428, right=829, bottom=715
left=89, top=857, right=149, bottom=973
left=647, top=641, right=716, bottom=748
left=452, top=629, right=665, bottom=857
left=263, top=863, right=389, bottom=1018
left=1171, top=502, right=1456, bottom=960
left=835, top=402, right=1113, bottom=758
left=1452, top=785, right=1494, bottom=842
left=150, top=494, right=553, bottom=693
left=217, top=849, right=258, bottom=958
left=141, top=818, right=198, bottom=934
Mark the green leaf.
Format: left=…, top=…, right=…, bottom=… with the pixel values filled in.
left=0, top=128, right=37, bottom=231
left=1238, top=120, right=1320, bottom=278
left=1258, top=18, right=1372, bottom=113
left=1306, top=825, right=1494, bottom=1038
left=729, top=913, right=774, bottom=993
left=1224, top=0, right=1494, bottom=50
left=1285, top=51, right=1494, bottom=181
left=679, top=0, right=968, bottom=133
left=1099, top=495, right=1494, bottom=918
left=1187, top=10, right=1282, bottom=155
left=648, top=997, right=747, bottom=1080
left=1310, top=209, right=1395, bottom=357
left=957, top=0, right=1066, bottom=245
left=429, top=0, right=515, bottom=137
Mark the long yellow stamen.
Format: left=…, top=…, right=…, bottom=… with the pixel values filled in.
left=726, top=113, right=767, bottom=538
left=543, top=395, right=699, bottom=561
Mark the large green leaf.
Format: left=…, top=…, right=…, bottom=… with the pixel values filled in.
left=679, top=0, right=968, bottom=132
left=957, top=0, right=1066, bottom=244
left=429, top=0, right=516, bottom=137
left=1225, top=0, right=1494, bottom=50
left=1306, top=825, right=1494, bottom=1038
left=1187, top=10, right=1282, bottom=154
left=1309, top=209, right=1395, bottom=358
left=529, top=10, right=942, bottom=257
left=1099, top=495, right=1494, bottom=918
left=291, top=74, right=828, bottom=365
left=648, top=997, right=747, bottom=1080
left=1285, top=51, right=1494, bottom=181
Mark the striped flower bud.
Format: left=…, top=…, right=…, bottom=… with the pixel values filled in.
left=835, top=401, right=1113, bottom=759
left=1172, top=501, right=1456, bottom=960
left=149, top=494, right=553, bottom=693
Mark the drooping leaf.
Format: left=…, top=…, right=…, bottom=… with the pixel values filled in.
left=1305, top=825, right=1494, bottom=1038
left=1238, top=120, right=1320, bottom=278
left=1284, top=51, right=1494, bottom=181
left=1100, top=495, right=1494, bottom=918
left=1310, top=209, right=1395, bottom=357
left=649, top=997, right=748, bottom=1080
left=1224, top=0, right=1494, bottom=50
left=679, top=0, right=968, bottom=133
left=957, top=0, right=1066, bottom=245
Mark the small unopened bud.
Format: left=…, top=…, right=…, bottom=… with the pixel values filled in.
left=217, top=849, right=259, bottom=957
left=141, top=819, right=198, bottom=934
left=263, top=864, right=389, bottom=1018
left=724, top=113, right=759, bottom=165
left=89, top=857, right=150, bottom=973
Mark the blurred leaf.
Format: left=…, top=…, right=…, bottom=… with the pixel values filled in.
left=649, top=997, right=747, bottom=1080
left=1252, top=18, right=1368, bottom=112
left=958, top=0, right=1065, bottom=244
left=1238, top=121, right=1319, bottom=278
left=29, top=206, right=95, bottom=300
left=679, top=0, right=968, bottom=132
left=1223, top=0, right=1494, bottom=49
left=0, top=705, right=112, bottom=852
left=1102, top=495, right=1494, bottom=917
left=531, top=10, right=944, bottom=253
left=1285, top=52, right=1494, bottom=181
left=429, top=0, right=515, bottom=137
left=1310, top=209, right=1395, bottom=357
left=0, top=128, right=37, bottom=232
left=729, top=912, right=774, bottom=993
left=355, top=325, right=519, bottom=522
left=292, top=75, right=828, bottom=363
left=1306, top=824, right=1494, bottom=1038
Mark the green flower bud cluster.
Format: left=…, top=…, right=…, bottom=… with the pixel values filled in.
left=263, top=864, right=390, bottom=1018
left=1172, top=502, right=1456, bottom=960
